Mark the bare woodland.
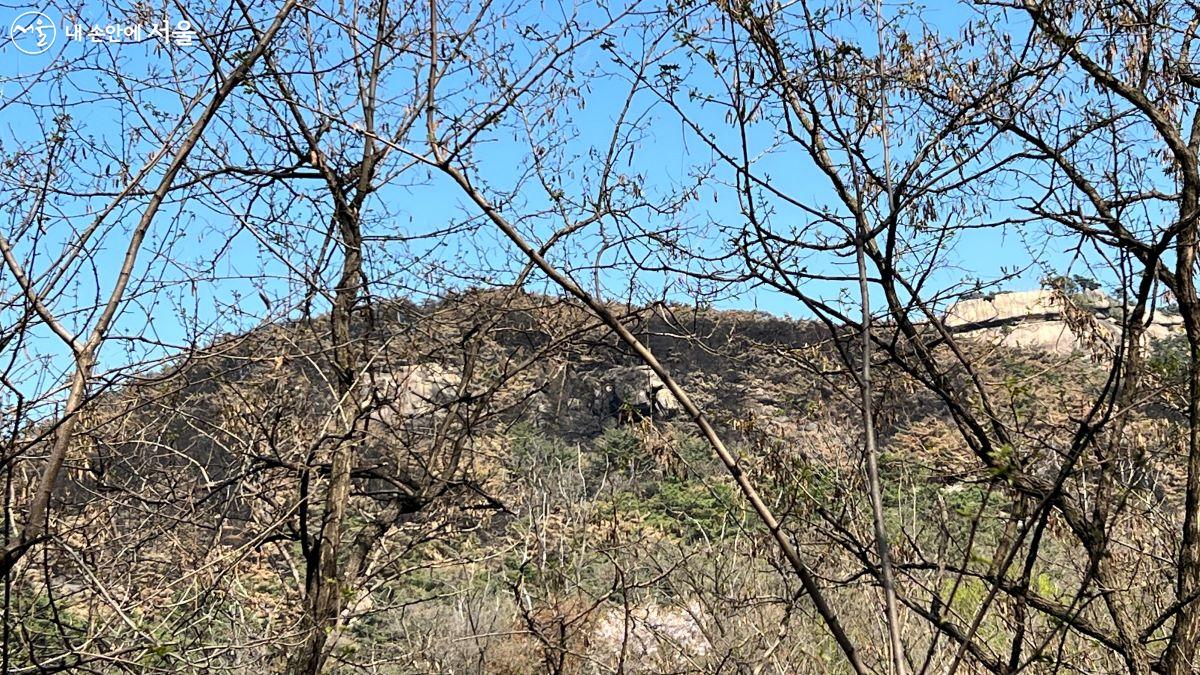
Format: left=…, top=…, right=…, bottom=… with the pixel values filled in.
left=5, top=0, right=1200, bottom=672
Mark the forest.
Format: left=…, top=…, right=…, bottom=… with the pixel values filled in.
left=3, top=0, right=1200, bottom=672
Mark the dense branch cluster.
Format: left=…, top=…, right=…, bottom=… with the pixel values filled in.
left=5, top=0, right=1200, bottom=672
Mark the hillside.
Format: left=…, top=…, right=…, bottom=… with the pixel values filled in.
left=10, top=289, right=1191, bottom=673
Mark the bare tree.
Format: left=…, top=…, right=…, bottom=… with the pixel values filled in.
left=11, top=0, right=1200, bottom=672
left=0, top=0, right=300, bottom=575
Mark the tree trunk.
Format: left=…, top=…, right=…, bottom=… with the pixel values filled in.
left=288, top=212, right=364, bottom=674
left=1166, top=198, right=1200, bottom=675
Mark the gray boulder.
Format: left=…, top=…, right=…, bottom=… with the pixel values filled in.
left=596, top=365, right=681, bottom=420
left=371, top=363, right=460, bottom=418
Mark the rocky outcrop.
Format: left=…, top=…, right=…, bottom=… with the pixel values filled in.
left=368, top=361, right=686, bottom=431
left=591, top=600, right=709, bottom=667
left=946, top=290, right=1182, bottom=354
left=371, top=363, right=460, bottom=419
left=593, top=365, right=682, bottom=420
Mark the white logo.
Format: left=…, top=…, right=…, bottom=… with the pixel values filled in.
left=9, top=11, right=56, bottom=55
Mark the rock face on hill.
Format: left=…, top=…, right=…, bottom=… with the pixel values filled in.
left=592, top=365, right=682, bottom=420
left=373, top=363, right=462, bottom=418
left=946, top=289, right=1183, bottom=354
left=74, top=288, right=1182, bottom=531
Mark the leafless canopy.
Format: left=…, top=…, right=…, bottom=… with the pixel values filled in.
left=4, top=0, right=1200, bottom=673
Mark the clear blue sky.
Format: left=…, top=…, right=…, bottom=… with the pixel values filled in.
left=0, top=0, right=1086, bottom=410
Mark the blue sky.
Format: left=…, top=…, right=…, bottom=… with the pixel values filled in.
left=0, top=0, right=1098, bottom=410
